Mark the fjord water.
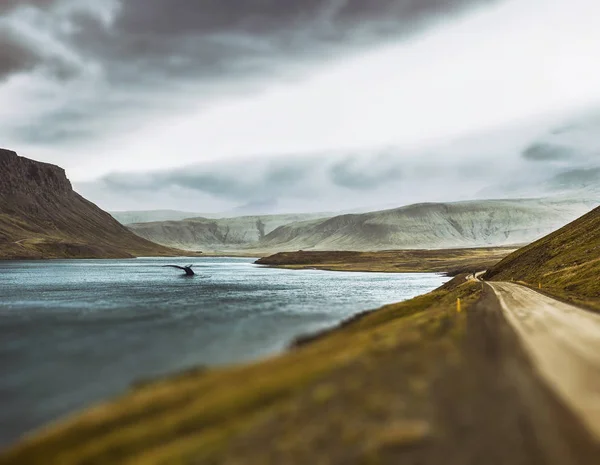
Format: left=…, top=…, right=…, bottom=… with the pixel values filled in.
left=0, top=257, right=448, bottom=446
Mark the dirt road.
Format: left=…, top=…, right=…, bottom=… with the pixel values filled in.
left=489, top=282, right=600, bottom=441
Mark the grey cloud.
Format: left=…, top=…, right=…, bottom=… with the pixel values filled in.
left=101, top=150, right=409, bottom=209
left=0, top=0, right=60, bottom=13
left=2, top=0, right=499, bottom=146
left=329, top=154, right=403, bottom=190
left=114, top=0, right=493, bottom=36
left=100, top=150, right=416, bottom=207
left=549, top=167, right=600, bottom=190
left=522, top=113, right=600, bottom=164
left=102, top=157, right=319, bottom=203
left=93, top=0, right=497, bottom=83
left=0, top=19, right=84, bottom=80
left=0, top=25, right=41, bottom=78
left=522, top=143, right=574, bottom=162
left=12, top=120, right=94, bottom=144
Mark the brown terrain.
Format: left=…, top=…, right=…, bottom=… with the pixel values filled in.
left=0, top=149, right=186, bottom=259
left=1, top=206, right=599, bottom=465
left=255, top=247, right=515, bottom=275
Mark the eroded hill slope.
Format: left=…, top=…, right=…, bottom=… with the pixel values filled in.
left=128, top=213, right=330, bottom=251
left=258, top=199, right=597, bottom=252
left=126, top=199, right=597, bottom=252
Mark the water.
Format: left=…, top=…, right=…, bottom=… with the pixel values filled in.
left=0, top=257, right=448, bottom=446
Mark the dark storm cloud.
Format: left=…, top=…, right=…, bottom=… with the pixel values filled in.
left=1, top=0, right=499, bottom=146
left=0, top=0, right=60, bottom=13
left=522, top=143, right=574, bottom=162
left=0, top=18, right=83, bottom=80
left=0, top=25, right=41, bottom=78
left=83, top=0, right=497, bottom=84
left=115, top=0, right=489, bottom=35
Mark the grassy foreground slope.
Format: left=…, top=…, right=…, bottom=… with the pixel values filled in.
left=0, top=278, right=480, bottom=465
left=0, top=149, right=184, bottom=259
left=485, top=206, right=600, bottom=310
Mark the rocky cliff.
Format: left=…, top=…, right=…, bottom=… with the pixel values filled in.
left=0, top=149, right=183, bottom=259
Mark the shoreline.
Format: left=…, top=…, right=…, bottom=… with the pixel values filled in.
left=255, top=247, right=515, bottom=275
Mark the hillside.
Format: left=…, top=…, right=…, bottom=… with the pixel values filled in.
left=125, top=199, right=596, bottom=253
left=257, top=199, right=597, bottom=252
left=110, top=210, right=208, bottom=224
left=0, top=149, right=184, bottom=259
left=485, top=206, right=600, bottom=310
left=128, top=213, right=330, bottom=251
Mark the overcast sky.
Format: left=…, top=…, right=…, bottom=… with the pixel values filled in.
left=1, top=0, right=599, bottom=214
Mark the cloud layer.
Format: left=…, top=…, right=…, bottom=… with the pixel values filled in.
left=0, top=0, right=492, bottom=148
left=2, top=0, right=599, bottom=213
left=77, top=111, right=599, bottom=213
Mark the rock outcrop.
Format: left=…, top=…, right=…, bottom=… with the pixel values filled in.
left=0, top=149, right=183, bottom=259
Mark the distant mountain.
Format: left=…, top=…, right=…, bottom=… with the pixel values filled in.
left=127, top=198, right=597, bottom=252
left=0, top=149, right=183, bottom=259
left=110, top=210, right=209, bottom=225
left=128, top=213, right=331, bottom=251
left=257, top=198, right=597, bottom=252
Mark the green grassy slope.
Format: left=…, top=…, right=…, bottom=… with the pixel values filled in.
left=485, top=206, right=600, bottom=310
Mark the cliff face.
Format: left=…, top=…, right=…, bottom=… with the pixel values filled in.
left=0, top=149, right=182, bottom=259
left=0, top=149, right=72, bottom=197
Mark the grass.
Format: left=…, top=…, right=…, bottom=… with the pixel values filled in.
left=0, top=277, right=481, bottom=465
left=255, top=248, right=514, bottom=275
left=485, top=206, right=600, bottom=311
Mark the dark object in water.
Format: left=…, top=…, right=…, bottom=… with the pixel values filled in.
left=163, top=264, right=195, bottom=276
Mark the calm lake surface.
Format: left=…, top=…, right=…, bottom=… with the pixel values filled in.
left=0, top=257, right=448, bottom=446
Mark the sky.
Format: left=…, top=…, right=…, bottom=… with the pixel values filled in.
left=0, top=0, right=599, bottom=214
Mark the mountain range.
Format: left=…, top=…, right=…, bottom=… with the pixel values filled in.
left=126, top=197, right=598, bottom=253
